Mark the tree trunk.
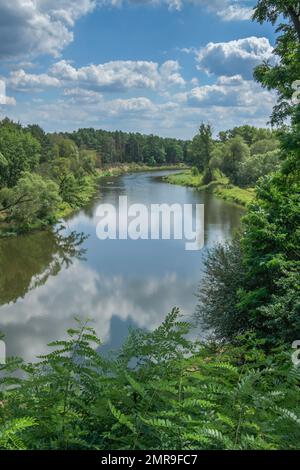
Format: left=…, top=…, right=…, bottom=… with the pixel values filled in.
left=288, top=7, right=300, bottom=43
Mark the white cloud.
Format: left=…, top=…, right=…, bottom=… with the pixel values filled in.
left=111, top=1, right=254, bottom=21
left=196, top=36, right=274, bottom=79
left=50, top=59, right=185, bottom=91
left=0, top=79, right=16, bottom=105
left=8, top=69, right=61, bottom=91
left=107, top=97, right=156, bottom=115
left=223, top=4, right=253, bottom=21
left=0, top=0, right=96, bottom=59
left=8, top=59, right=185, bottom=93
left=159, top=60, right=186, bottom=87
left=0, top=1, right=254, bottom=61
left=182, top=74, right=275, bottom=110
left=1, top=96, right=16, bottom=106
left=2, top=75, right=275, bottom=139
left=63, top=87, right=103, bottom=104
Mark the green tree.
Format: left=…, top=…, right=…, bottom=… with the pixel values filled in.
left=219, top=125, right=276, bottom=146
left=238, top=149, right=281, bottom=187
left=165, top=140, right=184, bottom=164
left=195, top=238, right=248, bottom=340
left=0, top=119, right=41, bottom=187
left=80, top=149, right=97, bottom=174
left=189, top=123, right=214, bottom=172
left=26, top=124, right=56, bottom=163
left=221, top=136, right=250, bottom=185
left=250, top=138, right=280, bottom=156
left=0, top=172, right=61, bottom=229
left=253, top=0, right=300, bottom=124
left=196, top=1, right=300, bottom=343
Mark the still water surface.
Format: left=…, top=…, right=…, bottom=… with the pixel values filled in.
left=0, top=171, right=243, bottom=361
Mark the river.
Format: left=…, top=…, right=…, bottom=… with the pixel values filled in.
left=0, top=170, right=244, bottom=361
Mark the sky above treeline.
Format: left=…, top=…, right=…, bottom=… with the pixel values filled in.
left=0, top=1, right=277, bottom=139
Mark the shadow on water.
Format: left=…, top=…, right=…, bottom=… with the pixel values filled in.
left=0, top=227, right=88, bottom=306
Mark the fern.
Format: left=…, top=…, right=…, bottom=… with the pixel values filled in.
left=0, top=311, right=299, bottom=450
left=0, top=417, right=36, bottom=450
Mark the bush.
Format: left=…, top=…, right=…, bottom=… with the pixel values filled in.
left=195, top=237, right=249, bottom=341
left=1, top=312, right=300, bottom=450
left=1, top=172, right=61, bottom=229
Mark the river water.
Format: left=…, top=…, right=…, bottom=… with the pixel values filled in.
left=0, top=171, right=243, bottom=361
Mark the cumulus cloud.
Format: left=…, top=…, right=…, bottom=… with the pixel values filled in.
left=0, top=1, right=254, bottom=61
left=8, top=59, right=185, bottom=93
left=223, top=3, right=253, bottom=21
left=0, top=0, right=96, bottom=59
left=196, top=37, right=274, bottom=79
left=8, top=69, right=61, bottom=91
left=63, top=87, right=103, bottom=104
left=182, top=74, right=275, bottom=110
left=111, top=1, right=254, bottom=21
left=50, top=59, right=185, bottom=91
left=107, top=97, right=156, bottom=115
left=0, top=78, right=16, bottom=105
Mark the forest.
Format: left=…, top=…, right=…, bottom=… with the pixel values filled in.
left=0, top=118, right=283, bottom=234
left=164, top=123, right=282, bottom=206
left=0, top=0, right=300, bottom=452
left=0, top=121, right=188, bottom=235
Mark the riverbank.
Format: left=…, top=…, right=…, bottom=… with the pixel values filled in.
left=56, top=163, right=189, bottom=219
left=0, top=164, right=187, bottom=237
left=163, top=170, right=255, bottom=207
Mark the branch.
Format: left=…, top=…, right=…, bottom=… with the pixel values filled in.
left=0, top=193, right=34, bottom=214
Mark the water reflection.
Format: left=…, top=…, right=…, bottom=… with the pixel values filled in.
left=0, top=171, right=244, bottom=361
left=0, top=228, right=87, bottom=306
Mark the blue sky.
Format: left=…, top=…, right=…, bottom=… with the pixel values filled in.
left=0, top=1, right=277, bottom=139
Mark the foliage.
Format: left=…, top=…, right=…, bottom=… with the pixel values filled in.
left=189, top=123, right=214, bottom=172
left=219, top=125, right=278, bottom=146
left=0, top=418, right=37, bottom=450
left=253, top=1, right=300, bottom=124
left=194, top=0, right=300, bottom=345
left=0, top=118, right=189, bottom=233
left=196, top=125, right=299, bottom=343
left=238, top=150, right=281, bottom=187
left=0, top=172, right=61, bottom=230
left=220, top=136, right=250, bottom=185
left=0, top=118, right=41, bottom=187
left=238, top=129, right=300, bottom=343
left=164, top=170, right=254, bottom=207
left=66, top=128, right=187, bottom=166
left=250, top=138, right=280, bottom=156
left=1, top=312, right=300, bottom=450
left=195, top=238, right=248, bottom=341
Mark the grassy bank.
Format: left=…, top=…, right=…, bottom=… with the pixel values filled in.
left=163, top=170, right=202, bottom=188
left=163, top=170, right=255, bottom=207
left=98, top=162, right=188, bottom=177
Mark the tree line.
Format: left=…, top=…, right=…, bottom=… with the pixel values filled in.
left=64, top=128, right=188, bottom=166
left=0, top=114, right=283, bottom=234
left=0, top=121, right=188, bottom=233
left=190, top=123, right=281, bottom=187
